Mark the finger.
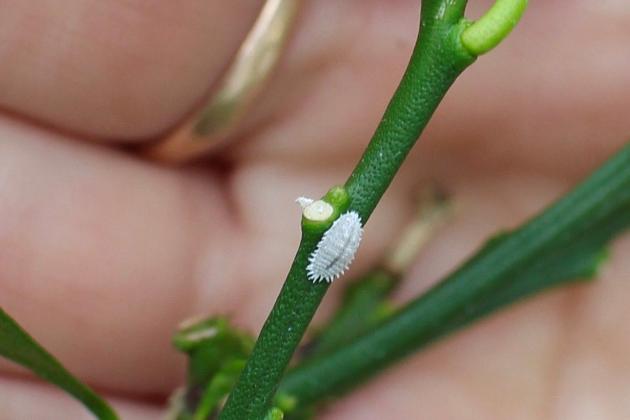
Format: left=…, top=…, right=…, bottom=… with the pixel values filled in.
left=0, top=116, right=410, bottom=395
left=0, top=0, right=261, bottom=139
left=0, top=0, right=419, bottom=142
left=0, top=116, right=227, bottom=392
left=0, top=376, right=162, bottom=420
left=0, top=0, right=423, bottom=143
left=232, top=1, right=630, bottom=178
left=323, top=173, right=630, bottom=419
left=325, top=294, right=567, bottom=420
left=3, top=0, right=626, bottom=161
left=422, top=1, right=630, bottom=178
left=549, top=237, right=630, bottom=419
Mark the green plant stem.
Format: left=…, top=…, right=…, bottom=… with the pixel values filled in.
left=219, top=234, right=329, bottom=420
left=277, top=142, right=630, bottom=408
left=219, top=2, right=477, bottom=418
left=344, top=6, right=474, bottom=221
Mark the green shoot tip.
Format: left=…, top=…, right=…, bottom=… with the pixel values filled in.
left=461, top=0, right=528, bottom=56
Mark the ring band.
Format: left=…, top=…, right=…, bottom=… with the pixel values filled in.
left=146, top=0, right=300, bottom=163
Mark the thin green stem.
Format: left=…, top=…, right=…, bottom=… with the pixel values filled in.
left=218, top=188, right=350, bottom=419
left=344, top=5, right=474, bottom=220
left=218, top=233, right=329, bottom=420
left=219, top=0, right=532, bottom=417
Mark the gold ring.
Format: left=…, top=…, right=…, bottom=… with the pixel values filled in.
left=146, top=0, right=301, bottom=163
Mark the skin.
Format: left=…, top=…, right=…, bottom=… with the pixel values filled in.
left=0, top=0, right=628, bottom=418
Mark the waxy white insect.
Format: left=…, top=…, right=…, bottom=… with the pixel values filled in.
left=306, top=211, right=363, bottom=283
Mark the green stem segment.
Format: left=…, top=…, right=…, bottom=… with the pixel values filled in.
left=217, top=235, right=327, bottom=420
left=218, top=188, right=350, bottom=420
left=344, top=7, right=474, bottom=221
left=219, top=0, right=520, bottom=417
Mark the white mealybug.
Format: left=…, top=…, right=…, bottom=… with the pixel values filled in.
left=307, top=211, right=363, bottom=283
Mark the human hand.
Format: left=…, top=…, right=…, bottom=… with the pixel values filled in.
left=0, top=1, right=628, bottom=419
